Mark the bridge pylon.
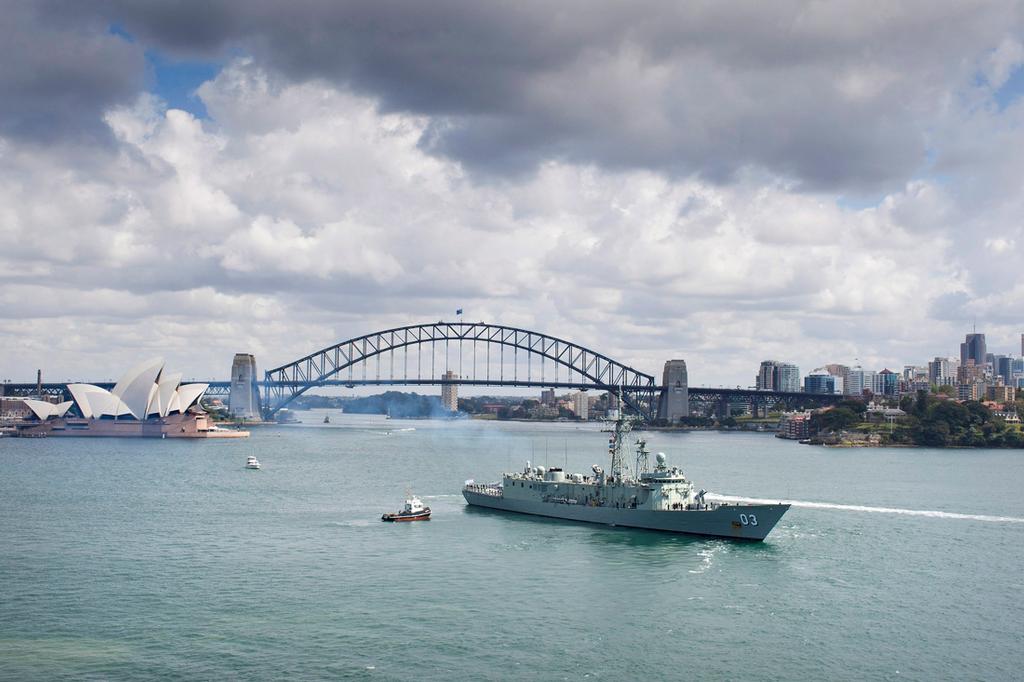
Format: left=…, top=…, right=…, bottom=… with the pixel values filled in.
left=655, top=359, right=689, bottom=423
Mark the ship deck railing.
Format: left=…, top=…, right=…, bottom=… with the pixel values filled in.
left=463, top=483, right=503, bottom=497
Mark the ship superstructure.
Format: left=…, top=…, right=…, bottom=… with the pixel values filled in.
left=463, top=415, right=789, bottom=541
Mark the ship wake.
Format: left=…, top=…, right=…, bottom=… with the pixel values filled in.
left=708, top=494, right=1024, bottom=524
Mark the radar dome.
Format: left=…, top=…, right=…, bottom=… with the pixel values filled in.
left=537, top=466, right=546, bottom=476
left=656, top=452, right=667, bottom=465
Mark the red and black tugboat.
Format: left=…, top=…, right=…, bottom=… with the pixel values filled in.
left=382, top=494, right=431, bottom=522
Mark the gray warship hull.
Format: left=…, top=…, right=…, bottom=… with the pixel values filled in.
left=463, top=489, right=789, bottom=541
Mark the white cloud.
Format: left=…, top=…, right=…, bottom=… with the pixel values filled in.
left=1, top=46, right=1022, bottom=387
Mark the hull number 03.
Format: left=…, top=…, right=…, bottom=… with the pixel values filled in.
left=739, top=513, right=758, bottom=526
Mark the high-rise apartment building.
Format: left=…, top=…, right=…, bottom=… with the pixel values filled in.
left=440, top=370, right=459, bottom=411
left=756, top=361, right=800, bottom=392
left=846, top=369, right=876, bottom=397
left=928, top=357, right=959, bottom=386
left=777, top=363, right=800, bottom=392
left=756, top=361, right=777, bottom=390
left=573, top=391, right=589, bottom=420
left=960, top=333, right=987, bottom=368
left=987, top=385, right=1016, bottom=403
left=958, top=382, right=983, bottom=401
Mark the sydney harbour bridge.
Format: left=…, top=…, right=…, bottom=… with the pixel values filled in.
left=4, top=321, right=842, bottom=423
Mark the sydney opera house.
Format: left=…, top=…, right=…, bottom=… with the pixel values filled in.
left=18, top=358, right=248, bottom=438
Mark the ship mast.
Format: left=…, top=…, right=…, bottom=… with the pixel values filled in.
left=634, top=437, right=649, bottom=479
left=602, top=413, right=626, bottom=477
left=604, top=387, right=639, bottom=481
left=605, top=411, right=632, bottom=480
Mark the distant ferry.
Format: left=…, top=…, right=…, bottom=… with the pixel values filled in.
left=464, top=414, right=789, bottom=541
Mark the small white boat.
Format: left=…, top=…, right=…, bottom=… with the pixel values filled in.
left=245, top=455, right=261, bottom=470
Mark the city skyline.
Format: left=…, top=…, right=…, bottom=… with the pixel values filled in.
left=2, top=3, right=1024, bottom=387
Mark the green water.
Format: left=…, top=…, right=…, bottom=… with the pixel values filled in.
left=2, top=413, right=1023, bottom=680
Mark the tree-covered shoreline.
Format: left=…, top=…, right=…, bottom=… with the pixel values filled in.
left=811, top=392, right=1024, bottom=448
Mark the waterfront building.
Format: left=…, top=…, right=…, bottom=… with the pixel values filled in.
left=573, top=391, right=589, bottom=420
left=960, top=333, right=987, bottom=368
left=441, top=370, right=459, bottom=412
left=15, top=358, right=244, bottom=438
left=1, top=397, right=33, bottom=420
left=540, top=388, right=555, bottom=406
left=777, top=411, right=811, bottom=440
left=803, top=371, right=837, bottom=394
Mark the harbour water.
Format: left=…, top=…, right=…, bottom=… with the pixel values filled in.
left=2, top=413, right=1023, bottom=680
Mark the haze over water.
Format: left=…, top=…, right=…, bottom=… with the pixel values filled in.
left=2, top=414, right=1022, bottom=680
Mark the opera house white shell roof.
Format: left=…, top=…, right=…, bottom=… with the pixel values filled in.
left=23, top=399, right=74, bottom=420
left=58, top=358, right=209, bottom=420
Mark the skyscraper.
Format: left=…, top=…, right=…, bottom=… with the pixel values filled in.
left=960, top=333, right=987, bottom=368
left=995, top=356, right=1013, bottom=385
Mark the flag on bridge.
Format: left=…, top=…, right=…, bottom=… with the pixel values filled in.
left=456, top=308, right=463, bottom=316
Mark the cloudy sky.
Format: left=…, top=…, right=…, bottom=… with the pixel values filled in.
left=2, top=1, right=1023, bottom=387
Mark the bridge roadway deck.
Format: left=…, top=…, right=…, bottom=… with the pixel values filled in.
left=3, top=379, right=839, bottom=403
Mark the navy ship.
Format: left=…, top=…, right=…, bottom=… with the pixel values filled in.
left=463, top=416, right=789, bottom=541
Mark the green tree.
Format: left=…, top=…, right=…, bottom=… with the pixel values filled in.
left=811, top=407, right=861, bottom=433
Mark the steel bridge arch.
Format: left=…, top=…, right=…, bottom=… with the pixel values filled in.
left=262, top=321, right=657, bottom=418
